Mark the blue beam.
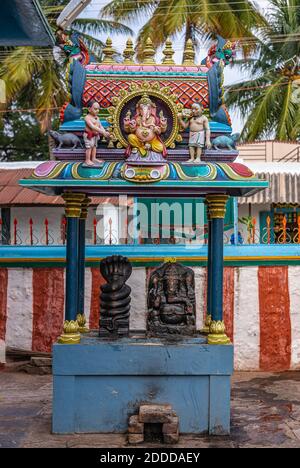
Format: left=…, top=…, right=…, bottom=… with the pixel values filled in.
left=1, top=244, right=300, bottom=262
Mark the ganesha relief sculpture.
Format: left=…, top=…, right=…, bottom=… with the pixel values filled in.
left=106, top=81, right=183, bottom=162
left=124, top=93, right=168, bottom=159
left=147, top=262, right=196, bottom=336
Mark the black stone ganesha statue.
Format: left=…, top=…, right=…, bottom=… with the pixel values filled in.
left=147, top=262, right=196, bottom=336
left=99, top=255, right=132, bottom=338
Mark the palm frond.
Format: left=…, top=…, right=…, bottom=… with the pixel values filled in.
left=0, top=48, right=45, bottom=103
left=101, top=0, right=156, bottom=22
left=226, top=0, right=300, bottom=141
left=242, top=77, right=288, bottom=141
left=34, top=60, right=66, bottom=132
left=71, top=30, right=105, bottom=60
left=73, top=18, right=133, bottom=36
left=102, top=0, right=266, bottom=56
left=276, top=80, right=297, bottom=140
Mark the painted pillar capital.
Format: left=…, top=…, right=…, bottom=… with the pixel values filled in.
left=80, top=196, right=91, bottom=220
left=63, top=193, right=86, bottom=218
left=206, top=195, right=228, bottom=219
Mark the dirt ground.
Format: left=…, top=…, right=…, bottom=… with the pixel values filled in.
left=0, top=370, right=300, bottom=448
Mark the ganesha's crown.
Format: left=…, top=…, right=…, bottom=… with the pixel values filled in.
left=164, top=263, right=182, bottom=279
left=137, top=93, right=155, bottom=107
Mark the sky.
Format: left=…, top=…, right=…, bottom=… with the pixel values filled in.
left=79, top=0, right=272, bottom=132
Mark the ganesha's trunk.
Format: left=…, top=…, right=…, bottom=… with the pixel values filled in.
left=141, top=105, right=150, bottom=126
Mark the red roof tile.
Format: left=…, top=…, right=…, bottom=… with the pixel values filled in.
left=0, top=169, right=132, bottom=206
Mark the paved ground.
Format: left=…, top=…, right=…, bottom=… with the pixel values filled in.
left=0, top=370, right=300, bottom=448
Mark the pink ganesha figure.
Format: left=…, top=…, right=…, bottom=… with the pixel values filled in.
left=123, top=94, right=168, bottom=158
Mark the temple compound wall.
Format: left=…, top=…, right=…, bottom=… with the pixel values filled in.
left=1, top=265, right=299, bottom=371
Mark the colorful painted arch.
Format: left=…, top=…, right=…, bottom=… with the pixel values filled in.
left=20, top=161, right=268, bottom=198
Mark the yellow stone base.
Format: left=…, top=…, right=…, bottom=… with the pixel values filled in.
left=58, top=332, right=81, bottom=344
left=201, top=315, right=212, bottom=334
left=207, top=334, right=231, bottom=345
left=76, top=314, right=89, bottom=334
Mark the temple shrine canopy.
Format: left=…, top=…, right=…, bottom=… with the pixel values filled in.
left=20, top=35, right=268, bottom=198
left=17, top=32, right=269, bottom=430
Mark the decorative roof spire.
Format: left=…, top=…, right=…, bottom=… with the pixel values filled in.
left=142, top=37, right=156, bottom=64
left=123, top=38, right=135, bottom=64
left=182, top=39, right=195, bottom=66
left=102, top=37, right=115, bottom=63
left=162, top=38, right=175, bottom=65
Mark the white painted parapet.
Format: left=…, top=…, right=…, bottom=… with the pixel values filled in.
left=0, top=265, right=299, bottom=372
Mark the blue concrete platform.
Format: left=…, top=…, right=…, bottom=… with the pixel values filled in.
left=52, top=334, right=233, bottom=435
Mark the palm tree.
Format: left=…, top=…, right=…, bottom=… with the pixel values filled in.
left=0, top=0, right=132, bottom=132
left=100, top=0, right=266, bottom=58
left=226, top=0, right=300, bottom=142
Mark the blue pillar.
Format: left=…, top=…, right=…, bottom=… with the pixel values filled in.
left=202, top=210, right=212, bottom=333
left=206, top=195, right=230, bottom=345
left=66, top=217, right=79, bottom=321
left=63, top=193, right=85, bottom=322
left=210, top=216, right=224, bottom=322
left=77, top=197, right=90, bottom=334
left=233, top=197, right=239, bottom=245
left=78, top=218, right=86, bottom=315
left=208, top=216, right=213, bottom=310
left=78, top=197, right=90, bottom=315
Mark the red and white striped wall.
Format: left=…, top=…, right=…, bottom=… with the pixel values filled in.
left=0, top=266, right=299, bottom=371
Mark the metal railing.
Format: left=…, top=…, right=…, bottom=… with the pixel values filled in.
left=233, top=215, right=300, bottom=245
left=2, top=215, right=300, bottom=246
left=0, top=217, right=119, bottom=246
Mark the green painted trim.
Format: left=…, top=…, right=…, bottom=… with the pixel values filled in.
left=86, top=71, right=208, bottom=78
left=1, top=256, right=300, bottom=268
left=20, top=179, right=268, bottom=189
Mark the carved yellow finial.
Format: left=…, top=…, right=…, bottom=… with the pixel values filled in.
left=142, top=37, right=156, bottom=64
left=76, top=314, right=89, bottom=334
left=58, top=320, right=81, bottom=344
left=182, top=39, right=195, bottom=66
left=123, top=38, right=135, bottom=64
left=162, top=38, right=175, bottom=65
left=102, top=37, right=115, bottom=63
left=208, top=320, right=231, bottom=345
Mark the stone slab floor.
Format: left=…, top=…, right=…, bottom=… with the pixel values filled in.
left=0, top=370, right=300, bottom=448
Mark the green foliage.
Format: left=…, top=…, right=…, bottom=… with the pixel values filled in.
left=0, top=0, right=132, bottom=133
left=72, top=18, right=132, bottom=59
left=226, top=0, right=300, bottom=142
left=0, top=112, right=56, bottom=161
left=101, top=0, right=266, bottom=58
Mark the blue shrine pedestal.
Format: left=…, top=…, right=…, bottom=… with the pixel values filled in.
left=52, top=334, right=233, bottom=435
